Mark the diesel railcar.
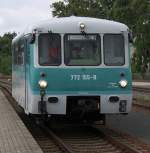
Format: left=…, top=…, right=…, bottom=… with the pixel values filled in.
left=12, top=16, right=132, bottom=121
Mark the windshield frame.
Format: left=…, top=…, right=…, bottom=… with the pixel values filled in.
left=64, top=33, right=101, bottom=66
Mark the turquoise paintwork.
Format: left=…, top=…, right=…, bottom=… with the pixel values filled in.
left=26, top=44, right=132, bottom=95
left=29, top=67, right=132, bottom=95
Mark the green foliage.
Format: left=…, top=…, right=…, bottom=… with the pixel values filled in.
left=0, top=32, right=16, bottom=75
left=110, top=1, right=135, bottom=28
left=131, top=0, right=150, bottom=72
left=51, top=0, right=115, bottom=18
left=0, top=55, right=12, bottom=75
left=51, top=0, right=150, bottom=73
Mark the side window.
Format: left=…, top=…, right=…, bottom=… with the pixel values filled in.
left=104, top=34, right=125, bottom=66
left=18, top=42, right=24, bottom=65
left=12, top=44, right=15, bottom=65
left=38, top=34, right=61, bottom=66
left=14, top=40, right=25, bottom=66
left=14, top=44, right=19, bottom=65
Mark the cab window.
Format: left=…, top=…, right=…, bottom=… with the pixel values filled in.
left=64, top=34, right=101, bottom=66
left=104, top=34, right=125, bottom=66
left=38, top=34, right=61, bottom=66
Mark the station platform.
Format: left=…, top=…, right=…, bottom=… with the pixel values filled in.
left=0, top=90, right=43, bottom=153
left=132, top=81, right=150, bottom=89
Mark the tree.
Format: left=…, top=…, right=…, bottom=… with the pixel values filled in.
left=109, top=0, right=150, bottom=73
left=110, top=1, right=134, bottom=28
left=51, top=0, right=115, bottom=18
left=0, top=32, right=16, bottom=75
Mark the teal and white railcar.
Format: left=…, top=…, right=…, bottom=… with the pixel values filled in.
left=12, top=16, right=132, bottom=121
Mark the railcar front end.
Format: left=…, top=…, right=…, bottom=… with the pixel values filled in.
left=12, top=17, right=132, bottom=121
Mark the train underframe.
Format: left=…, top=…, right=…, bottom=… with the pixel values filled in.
left=38, top=95, right=106, bottom=124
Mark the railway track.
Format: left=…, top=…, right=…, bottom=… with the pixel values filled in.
left=0, top=76, right=11, bottom=80
left=133, top=101, right=150, bottom=110
left=0, top=81, right=150, bottom=153
left=0, top=79, right=12, bottom=91
left=132, top=86, right=150, bottom=109
left=133, top=86, right=150, bottom=94
left=46, top=124, right=147, bottom=153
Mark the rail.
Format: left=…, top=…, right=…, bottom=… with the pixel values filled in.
left=41, top=124, right=147, bottom=153
left=39, top=124, right=74, bottom=153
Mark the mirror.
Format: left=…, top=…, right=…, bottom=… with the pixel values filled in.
left=29, top=33, right=36, bottom=44
left=128, top=31, right=133, bottom=43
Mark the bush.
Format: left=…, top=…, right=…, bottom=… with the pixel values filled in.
left=0, top=55, right=12, bottom=75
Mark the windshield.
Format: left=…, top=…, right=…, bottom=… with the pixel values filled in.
left=64, top=34, right=101, bottom=66
left=104, top=34, right=125, bottom=66
left=38, top=34, right=61, bottom=66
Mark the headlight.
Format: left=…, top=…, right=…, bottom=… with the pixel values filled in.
left=79, top=23, right=85, bottom=30
left=38, top=80, right=48, bottom=89
left=119, top=80, right=128, bottom=88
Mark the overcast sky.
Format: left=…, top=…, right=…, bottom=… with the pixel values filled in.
left=0, top=0, right=61, bottom=36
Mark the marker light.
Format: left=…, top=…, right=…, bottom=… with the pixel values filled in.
left=38, top=80, right=48, bottom=89
left=80, top=23, right=85, bottom=30
left=119, top=80, right=128, bottom=88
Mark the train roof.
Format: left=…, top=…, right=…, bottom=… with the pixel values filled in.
left=13, top=16, right=129, bottom=43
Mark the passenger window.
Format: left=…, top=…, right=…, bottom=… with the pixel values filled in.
left=104, top=34, right=125, bottom=66
left=38, top=34, right=61, bottom=66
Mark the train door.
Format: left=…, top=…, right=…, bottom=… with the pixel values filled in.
left=18, top=39, right=26, bottom=108
left=24, top=38, right=29, bottom=113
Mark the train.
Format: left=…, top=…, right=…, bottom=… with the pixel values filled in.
left=12, top=16, right=132, bottom=122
